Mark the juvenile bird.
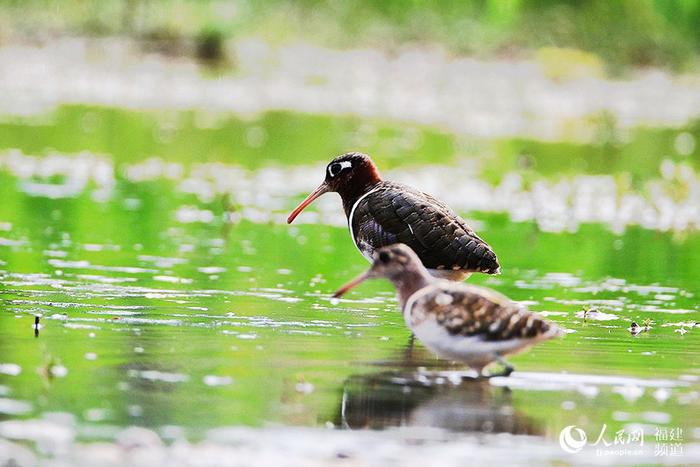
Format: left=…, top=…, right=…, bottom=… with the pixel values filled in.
left=333, top=244, right=563, bottom=376
left=287, top=152, right=499, bottom=280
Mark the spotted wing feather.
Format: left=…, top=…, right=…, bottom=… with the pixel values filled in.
left=351, top=182, right=499, bottom=273
left=410, top=285, right=556, bottom=341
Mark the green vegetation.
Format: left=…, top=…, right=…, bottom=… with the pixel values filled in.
left=1, top=0, right=700, bottom=73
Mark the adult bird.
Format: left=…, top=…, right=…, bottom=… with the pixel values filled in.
left=333, top=244, right=563, bottom=376
left=287, top=152, right=499, bottom=280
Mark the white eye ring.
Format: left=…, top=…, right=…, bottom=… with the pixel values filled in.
left=328, top=160, right=352, bottom=177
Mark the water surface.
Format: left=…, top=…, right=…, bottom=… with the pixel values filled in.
left=1, top=105, right=699, bottom=465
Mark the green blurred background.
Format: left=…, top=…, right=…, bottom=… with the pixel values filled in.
left=0, top=1, right=699, bottom=464
left=2, top=0, right=700, bottom=73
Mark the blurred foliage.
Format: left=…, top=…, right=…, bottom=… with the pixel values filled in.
left=195, top=26, right=226, bottom=63
left=535, top=47, right=605, bottom=81
left=0, top=105, right=698, bottom=186
left=0, top=0, right=699, bottom=73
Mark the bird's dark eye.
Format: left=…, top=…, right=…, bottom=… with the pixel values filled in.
left=329, top=163, right=342, bottom=177
left=379, top=251, right=391, bottom=263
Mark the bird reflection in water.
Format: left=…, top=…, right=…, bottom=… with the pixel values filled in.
left=335, top=342, right=542, bottom=435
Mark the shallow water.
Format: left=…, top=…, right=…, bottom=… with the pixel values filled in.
left=1, top=105, right=699, bottom=465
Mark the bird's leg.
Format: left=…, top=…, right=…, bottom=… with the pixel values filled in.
left=488, top=356, right=514, bottom=378
left=486, top=355, right=515, bottom=378
left=472, top=365, right=487, bottom=379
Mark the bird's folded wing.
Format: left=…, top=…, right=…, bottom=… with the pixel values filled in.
left=352, top=182, right=499, bottom=273
left=412, top=286, right=553, bottom=341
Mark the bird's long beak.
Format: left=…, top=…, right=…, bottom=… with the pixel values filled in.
left=287, top=182, right=330, bottom=224
left=333, top=271, right=372, bottom=298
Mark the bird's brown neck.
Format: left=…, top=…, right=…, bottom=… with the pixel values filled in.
left=338, top=167, right=382, bottom=216
left=389, top=268, right=434, bottom=309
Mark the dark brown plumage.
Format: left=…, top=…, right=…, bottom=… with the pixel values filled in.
left=288, top=152, right=500, bottom=280
left=350, top=181, right=499, bottom=275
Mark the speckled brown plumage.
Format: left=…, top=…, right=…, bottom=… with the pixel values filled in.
left=408, top=285, right=554, bottom=341
left=333, top=244, right=563, bottom=375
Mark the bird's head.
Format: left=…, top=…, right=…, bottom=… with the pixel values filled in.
left=333, top=244, right=426, bottom=298
left=287, top=152, right=381, bottom=223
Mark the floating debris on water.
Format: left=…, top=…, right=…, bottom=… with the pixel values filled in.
left=127, top=370, right=189, bottom=384
left=612, top=385, right=645, bottom=402
left=295, top=381, right=314, bottom=394
left=50, top=365, right=68, bottom=378
left=198, top=267, right=227, bottom=274
left=0, top=364, right=22, bottom=376
left=576, top=306, right=619, bottom=322
left=153, top=275, right=194, bottom=284
left=628, top=322, right=641, bottom=335
left=628, top=321, right=652, bottom=336
left=203, top=375, right=233, bottom=387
